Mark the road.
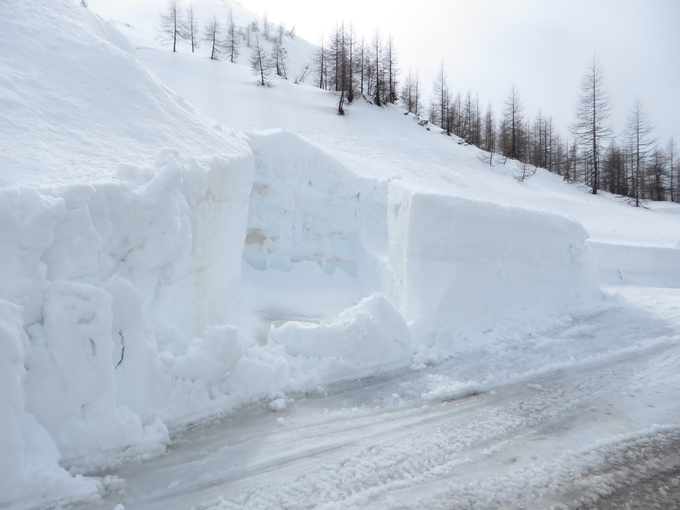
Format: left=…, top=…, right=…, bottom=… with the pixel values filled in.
left=76, top=286, right=680, bottom=510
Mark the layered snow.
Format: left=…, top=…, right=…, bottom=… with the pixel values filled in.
left=1, top=0, right=679, bottom=508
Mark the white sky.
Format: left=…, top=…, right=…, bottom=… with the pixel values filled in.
left=91, top=0, right=679, bottom=147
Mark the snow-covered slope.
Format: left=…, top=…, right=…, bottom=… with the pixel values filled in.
left=1, top=1, right=679, bottom=508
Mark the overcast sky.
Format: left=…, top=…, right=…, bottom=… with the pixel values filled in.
left=91, top=0, right=679, bottom=147
left=235, top=0, right=679, bottom=147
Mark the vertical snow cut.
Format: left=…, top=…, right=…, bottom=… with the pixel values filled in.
left=243, top=130, right=389, bottom=281
left=386, top=181, right=601, bottom=344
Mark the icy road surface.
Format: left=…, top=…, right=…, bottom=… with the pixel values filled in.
left=79, top=286, right=680, bottom=510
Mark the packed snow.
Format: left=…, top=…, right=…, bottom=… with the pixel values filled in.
left=1, top=0, right=679, bottom=509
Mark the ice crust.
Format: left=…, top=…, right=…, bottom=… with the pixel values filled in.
left=0, top=0, right=627, bottom=507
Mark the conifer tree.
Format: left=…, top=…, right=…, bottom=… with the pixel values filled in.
left=431, top=61, right=449, bottom=133
left=371, top=29, right=383, bottom=106
left=273, top=41, right=289, bottom=79
left=571, top=55, right=612, bottom=194
left=225, top=7, right=240, bottom=63
left=183, top=2, right=199, bottom=53
left=313, top=33, right=328, bottom=90
left=503, top=85, right=525, bottom=160
left=669, top=138, right=677, bottom=202
left=626, top=98, right=657, bottom=206
left=203, top=16, right=223, bottom=60
left=250, top=36, right=273, bottom=86
left=383, top=34, right=399, bottom=104
left=156, top=0, right=183, bottom=52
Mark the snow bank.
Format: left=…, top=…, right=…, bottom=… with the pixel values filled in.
left=589, top=241, right=680, bottom=288
left=0, top=0, right=257, bottom=505
left=1, top=150, right=255, bottom=499
left=386, top=181, right=601, bottom=343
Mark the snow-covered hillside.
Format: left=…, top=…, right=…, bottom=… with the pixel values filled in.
left=1, top=1, right=679, bottom=509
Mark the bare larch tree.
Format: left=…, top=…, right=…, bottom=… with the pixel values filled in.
left=571, top=55, right=612, bottom=194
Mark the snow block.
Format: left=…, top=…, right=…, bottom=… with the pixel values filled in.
left=589, top=241, right=680, bottom=288
left=386, top=182, right=601, bottom=342
left=0, top=298, right=98, bottom=505
left=23, top=280, right=145, bottom=459
left=268, top=292, right=412, bottom=371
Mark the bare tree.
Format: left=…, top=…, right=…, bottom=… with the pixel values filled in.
left=346, top=23, right=355, bottom=104
left=383, top=33, right=399, bottom=104
left=515, top=160, right=537, bottom=182
left=250, top=36, right=273, bottom=86
left=503, top=84, right=525, bottom=159
left=225, top=7, right=239, bottom=63
left=313, top=32, right=328, bottom=90
left=273, top=41, right=289, bottom=79
left=357, top=35, right=367, bottom=96
left=431, top=60, right=449, bottom=133
left=203, top=16, right=223, bottom=60
left=400, top=69, right=421, bottom=115
left=182, top=2, right=200, bottom=53
left=571, top=55, right=612, bottom=194
left=482, top=103, right=496, bottom=156
left=371, top=29, right=383, bottom=106
left=262, top=11, right=270, bottom=40
left=156, top=0, right=183, bottom=52
left=669, top=138, right=677, bottom=203
left=626, top=98, right=657, bottom=206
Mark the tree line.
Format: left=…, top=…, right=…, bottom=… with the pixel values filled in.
left=156, top=0, right=295, bottom=77
left=155, top=2, right=677, bottom=205
left=308, top=22, right=677, bottom=204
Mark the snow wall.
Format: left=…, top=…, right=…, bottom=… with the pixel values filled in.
left=0, top=0, right=255, bottom=505
left=385, top=182, right=602, bottom=345
left=0, top=0, right=603, bottom=506
left=241, top=131, right=601, bottom=382
left=589, top=241, right=680, bottom=288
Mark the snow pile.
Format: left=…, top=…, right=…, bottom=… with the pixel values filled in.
left=268, top=292, right=412, bottom=380
left=386, top=182, right=601, bottom=344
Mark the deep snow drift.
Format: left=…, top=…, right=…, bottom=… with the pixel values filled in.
left=1, top=1, right=679, bottom=509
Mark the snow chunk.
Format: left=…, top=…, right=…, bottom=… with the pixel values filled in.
left=268, top=398, right=287, bottom=412
left=167, top=325, right=244, bottom=389
left=269, top=292, right=412, bottom=368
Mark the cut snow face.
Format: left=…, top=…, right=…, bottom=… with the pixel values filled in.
left=386, top=181, right=602, bottom=343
